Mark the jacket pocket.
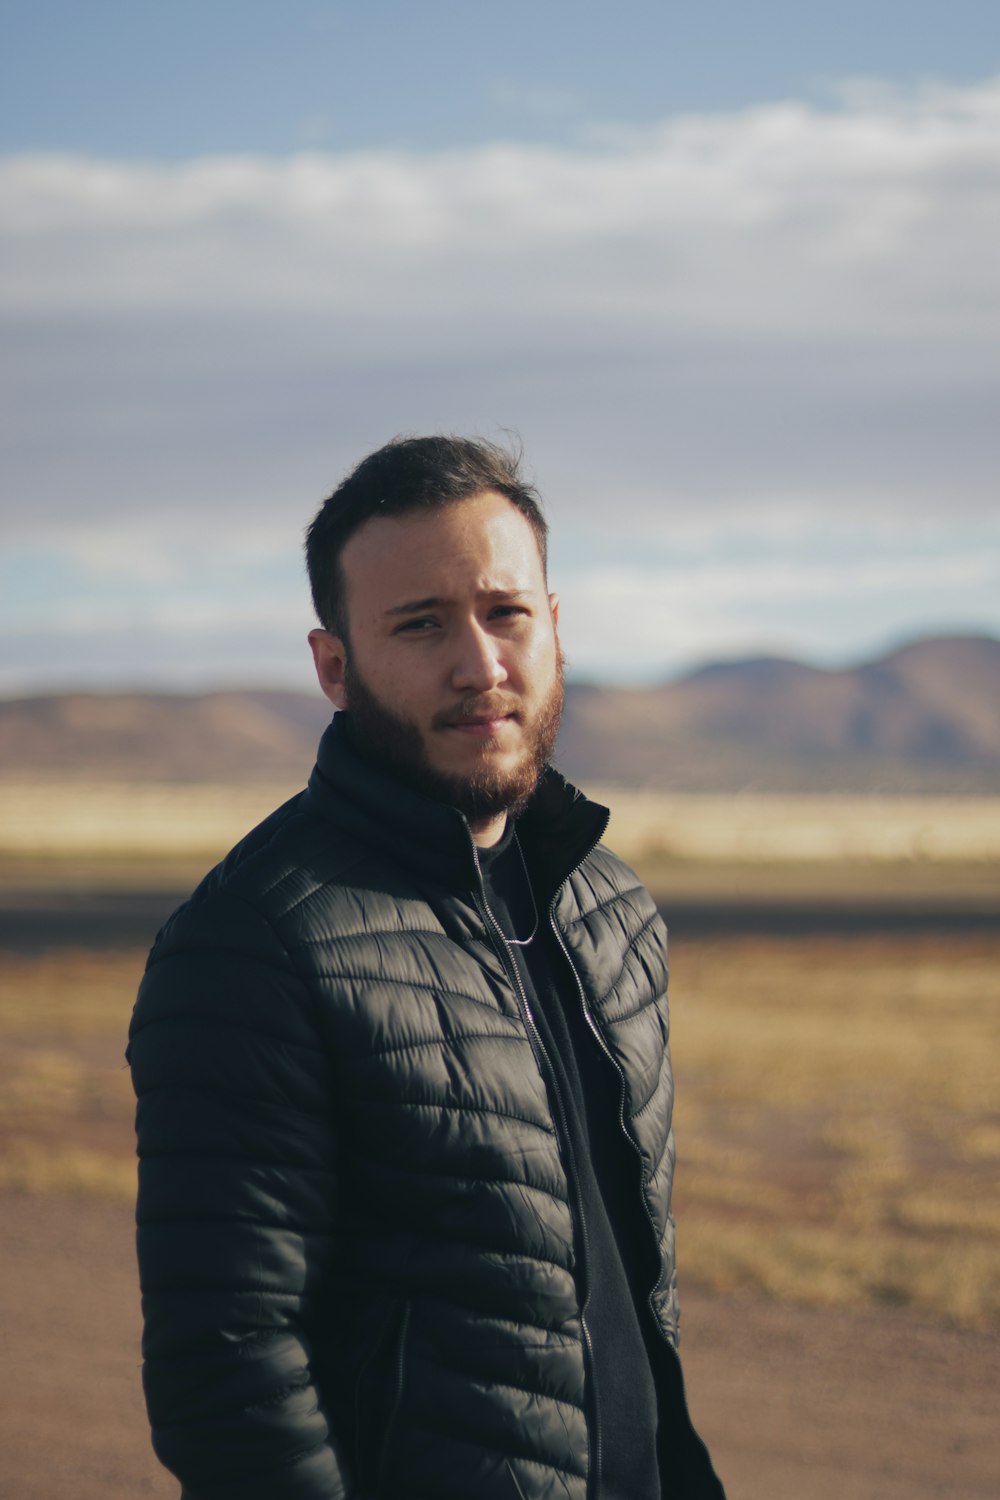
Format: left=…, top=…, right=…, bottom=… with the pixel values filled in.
left=374, top=1299, right=411, bottom=1498
left=353, top=1296, right=411, bottom=1497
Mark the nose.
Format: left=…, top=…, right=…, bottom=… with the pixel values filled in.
left=450, top=619, right=507, bottom=693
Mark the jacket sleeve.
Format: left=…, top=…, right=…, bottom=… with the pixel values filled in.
left=128, top=896, right=356, bottom=1500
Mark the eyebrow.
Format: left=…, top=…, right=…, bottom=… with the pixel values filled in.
left=383, top=589, right=528, bottom=617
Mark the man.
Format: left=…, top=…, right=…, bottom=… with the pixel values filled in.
left=129, top=436, right=725, bottom=1500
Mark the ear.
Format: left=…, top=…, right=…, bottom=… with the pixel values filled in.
left=308, top=629, right=349, bottom=711
left=548, top=592, right=560, bottom=629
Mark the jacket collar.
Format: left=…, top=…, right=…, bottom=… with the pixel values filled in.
left=303, top=711, right=608, bottom=896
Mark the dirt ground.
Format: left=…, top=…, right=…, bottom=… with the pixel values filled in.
left=2, top=1192, right=997, bottom=1500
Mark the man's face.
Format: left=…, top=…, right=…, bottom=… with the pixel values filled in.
left=309, top=490, right=564, bottom=837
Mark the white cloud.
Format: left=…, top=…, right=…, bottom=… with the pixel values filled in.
left=28, top=515, right=301, bottom=583
left=1, top=76, right=998, bottom=337
left=2, top=594, right=305, bottom=636
left=568, top=551, right=998, bottom=611
left=556, top=544, right=1000, bottom=678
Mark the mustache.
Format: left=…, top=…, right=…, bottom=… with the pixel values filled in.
left=431, top=694, right=521, bottom=730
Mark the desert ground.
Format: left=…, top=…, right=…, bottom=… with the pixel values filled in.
left=1, top=786, right=998, bottom=1498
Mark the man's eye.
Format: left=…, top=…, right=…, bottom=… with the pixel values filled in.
left=395, top=617, right=438, bottom=633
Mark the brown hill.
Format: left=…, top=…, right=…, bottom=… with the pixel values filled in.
left=1, top=634, right=998, bottom=791
left=555, top=634, right=1000, bottom=791
left=0, top=691, right=330, bottom=782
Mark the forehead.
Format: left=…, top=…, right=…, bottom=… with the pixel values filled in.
left=339, top=490, right=546, bottom=603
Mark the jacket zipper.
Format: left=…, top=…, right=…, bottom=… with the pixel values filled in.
left=547, top=886, right=696, bottom=1430
left=469, top=839, right=601, bottom=1500
left=504, top=1458, right=532, bottom=1500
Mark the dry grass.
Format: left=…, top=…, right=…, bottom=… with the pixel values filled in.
left=0, top=929, right=997, bottom=1328
left=0, top=949, right=140, bottom=1198
left=0, top=950, right=146, bottom=1036
left=0, top=1140, right=136, bottom=1199
left=2, top=783, right=999, bottom=907
left=668, top=932, right=1000, bottom=1328
left=0, top=780, right=296, bottom=859
left=677, top=1217, right=1000, bottom=1328
left=596, top=789, right=1000, bottom=865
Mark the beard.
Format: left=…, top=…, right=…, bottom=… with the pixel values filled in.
left=343, top=651, right=565, bottom=825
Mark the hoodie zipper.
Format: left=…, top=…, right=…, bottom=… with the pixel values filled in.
left=469, top=837, right=601, bottom=1500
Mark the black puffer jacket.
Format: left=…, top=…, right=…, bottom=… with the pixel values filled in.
left=129, top=716, right=701, bottom=1500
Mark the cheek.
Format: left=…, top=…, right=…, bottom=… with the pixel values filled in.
left=368, top=655, right=437, bottom=712
left=520, top=631, right=558, bottom=677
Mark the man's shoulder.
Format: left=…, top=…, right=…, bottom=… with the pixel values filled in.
left=145, top=787, right=388, bottom=966
left=555, top=841, right=668, bottom=1013
left=555, top=837, right=665, bottom=951
left=572, top=839, right=660, bottom=918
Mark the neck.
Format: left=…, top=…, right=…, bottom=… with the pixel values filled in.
left=470, top=811, right=508, bottom=849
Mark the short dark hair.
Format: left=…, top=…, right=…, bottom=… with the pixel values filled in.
left=306, top=435, right=548, bottom=638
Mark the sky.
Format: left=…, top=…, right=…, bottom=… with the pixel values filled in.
left=2, top=1, right=999, bottom=692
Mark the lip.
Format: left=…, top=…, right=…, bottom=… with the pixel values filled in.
left=447, top=715, right=515, bottom=739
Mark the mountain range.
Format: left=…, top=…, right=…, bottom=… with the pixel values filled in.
left=2, top=634, right=998, bottom=792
